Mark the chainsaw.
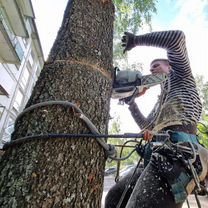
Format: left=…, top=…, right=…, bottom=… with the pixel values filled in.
left=112, top=67, right=167, bottom=100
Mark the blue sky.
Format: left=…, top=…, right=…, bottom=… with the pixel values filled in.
left=129, top=0, right=208, bottom=76
left=31, top=0, right=208, bottom=132
left=152, top=0, right=179, bottom=27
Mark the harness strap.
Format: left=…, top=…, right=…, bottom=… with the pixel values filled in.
left=151, top=140, right=203, bottom=204
left=170, top=171, right=191, bottom=203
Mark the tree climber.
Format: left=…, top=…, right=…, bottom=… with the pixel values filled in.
left=105, top=30, right=208, bottom=208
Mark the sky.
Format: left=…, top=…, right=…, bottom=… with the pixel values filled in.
left=31, top=0, right=208, bottom=133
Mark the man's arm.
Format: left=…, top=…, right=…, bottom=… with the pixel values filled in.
left=128, top=100, right=158, bottom=131
left=123, top=30, right=192, bottom=78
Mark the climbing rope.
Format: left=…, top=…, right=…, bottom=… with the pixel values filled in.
left=115, top=139, right=142, bottom=183
left=116, top=157, right=143, bottom=208
left=2, top=132, right=145, bottom=161
left=115, top=135, right=206, bottom=208
left=2, top=100, right=148, bottom=161
left=11, top=101, right=115, bottom=157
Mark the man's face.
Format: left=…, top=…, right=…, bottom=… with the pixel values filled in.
left=150, top=60, right=171, bottom=75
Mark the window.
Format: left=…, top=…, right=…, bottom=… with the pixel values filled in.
left=2, top=117, right=14, bottom=144
left=14, top=40, right=24, bottom=61
left=0, top=64, right=15, bottom=97
left=36, top=66, right=41, bottom=78
left=28, top=51, right=35, bottom=67
left=26, top=62, right=32, bottom=71
left=13, top=89, right=23, bottom=111
left=20, top=68, right=30, bottom=90
left=0, top=85, right=9, bottom=97
left=5, top=118, right=14, bottom=135
left=22, top=38, right=28, bottom=47
left=0, top=105, right=5, bottom=120
left=6, top=63, right=18, bottom=71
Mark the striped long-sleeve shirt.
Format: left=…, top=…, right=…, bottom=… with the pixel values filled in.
left=128, top=30, right=202, bottom=132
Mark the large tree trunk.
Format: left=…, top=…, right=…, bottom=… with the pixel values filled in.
left=0, top=0, right=114, bottom=207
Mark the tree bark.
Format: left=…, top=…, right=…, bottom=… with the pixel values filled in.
left=0, top=0, right=114, bottom=207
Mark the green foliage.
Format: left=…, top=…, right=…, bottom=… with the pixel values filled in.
left=195, top=75, right=208, bottom=148
left=113, top=0, right=157, bottom=35
left=195, top=75, right=208, bottom=115
left=112, top=0, right=157, bottom=66
left=106, top=116, right=140, bottom=170
left=194, top=75, right=208, bottom=148
left=197, top=115, right=208, bottom=149
left=109, top=116, right=121, bottom=134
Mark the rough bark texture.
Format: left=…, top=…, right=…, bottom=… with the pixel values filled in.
left=0, top=0, right=114, bottom=207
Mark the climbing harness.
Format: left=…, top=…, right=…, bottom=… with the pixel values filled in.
left=110, top=67, right=207, bottom=207
left=113, top=131, right=208, bottom=208
left=151, top=138, right=207, bottom=207
left=113, top=131, right=171, bottom=180
left=115, top=132, right=171, bottom=208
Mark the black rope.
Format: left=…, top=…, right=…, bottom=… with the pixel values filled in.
left=116, top=157, right=143, bottom=208
left=114, top=144, right=137, bottom=148
left=194, top=190, right=202, bottom=208
left=2, top=133, right=144, bottom=150
left=13, top=100, right=115, bottom=156
left=110, top=149, right=137, bottom=161
left=115, top=140, right=141, bottom=183
left=186, top=198, right=191, bottom=208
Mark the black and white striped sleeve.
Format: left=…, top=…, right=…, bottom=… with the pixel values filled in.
left=128, top=101, right=157, bottom=131
left=135, top=30, right=192, bottom=78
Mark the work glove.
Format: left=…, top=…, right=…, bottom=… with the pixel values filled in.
left=121, top=32, right=137, bottom=53
left=143, top=130, right=153, bottom=142
left=123, top=87, right=149, bottom=105
left=121, top=96, right=135, bottom=105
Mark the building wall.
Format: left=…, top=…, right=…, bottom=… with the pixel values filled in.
left=0, top=0, right=44, bottom=148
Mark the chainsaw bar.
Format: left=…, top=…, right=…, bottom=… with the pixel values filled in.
left=112, top=74, right=167, bottom=99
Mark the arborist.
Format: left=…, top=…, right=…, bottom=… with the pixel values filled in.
left=105, top=30, right=208, bottom=208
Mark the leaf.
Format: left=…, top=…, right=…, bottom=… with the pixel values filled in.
left=112, top=0, right=157, bottom=61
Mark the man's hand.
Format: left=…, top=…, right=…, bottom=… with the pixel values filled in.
left=138, top=87, right=148, bottom=96
left=143, top=130, right=153, bottom=142
left=121, top=32, right=136, bottom=53
left=123, top=87, right=149, bottom=105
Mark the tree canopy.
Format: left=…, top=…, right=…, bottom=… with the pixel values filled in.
left=195, top=75, right=208, bottom=116
left=195, top=75, right=208, bottom=148
left=113, top=0, right=157, bottom=35
left=113, top=0, right=157, bottom=65
left=197, top=116, right=208, bottom=148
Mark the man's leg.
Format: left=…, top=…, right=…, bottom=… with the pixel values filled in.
left=105, top=167, right=143, bottom=208
left=126, top=162, right=183, bottom=208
